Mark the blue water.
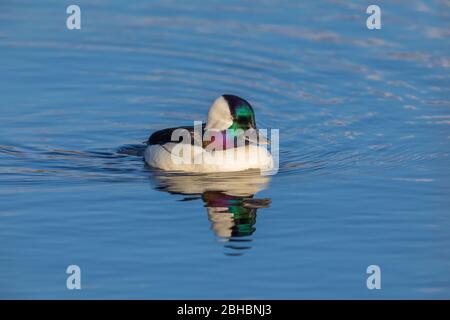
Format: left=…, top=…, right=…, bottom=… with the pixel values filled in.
left=1, top=0, right=449, bottom=299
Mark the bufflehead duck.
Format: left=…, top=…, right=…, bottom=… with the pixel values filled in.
left=144, top=94, right=274, bottom=173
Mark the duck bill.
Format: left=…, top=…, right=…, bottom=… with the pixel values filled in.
left=256, top=134, right=271, bottom=145
left=244, top=129, right=271, bottom=145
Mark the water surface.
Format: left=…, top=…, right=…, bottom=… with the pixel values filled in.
left=0, top=0, right=449, bottom=298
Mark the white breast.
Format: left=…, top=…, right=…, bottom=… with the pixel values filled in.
left=144, top=143, right=274, bottom=173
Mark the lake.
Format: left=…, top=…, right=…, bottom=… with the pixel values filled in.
left=0, top=0, right=449, bottom=299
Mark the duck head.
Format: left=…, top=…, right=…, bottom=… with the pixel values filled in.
left=205, top=94, right=256, bottom=132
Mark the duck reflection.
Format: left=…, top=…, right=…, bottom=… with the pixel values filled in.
left=149, top=170, right=271, bottom=255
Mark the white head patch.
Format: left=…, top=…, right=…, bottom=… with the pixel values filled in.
left=205, top=96, right=233, bottom=130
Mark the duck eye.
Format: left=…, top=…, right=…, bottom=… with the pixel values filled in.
left=237, top=116, right=248, bottom=124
